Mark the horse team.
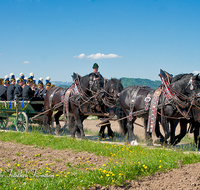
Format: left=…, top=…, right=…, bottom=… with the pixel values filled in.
left=43, top=70, right=200, bottom=150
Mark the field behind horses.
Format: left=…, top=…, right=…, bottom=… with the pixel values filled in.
left=0, top=118, right=199, bottom=189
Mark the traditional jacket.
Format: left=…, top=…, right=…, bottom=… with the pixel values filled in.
left=35, top=88, right=47, bottom=100
left=7, top=84, right=16, bottom=101
left=0, top=85, right=7, bottom=101
left=14, top=85, right=23, bottom=100
left=22, top=85, right=34, bottom=100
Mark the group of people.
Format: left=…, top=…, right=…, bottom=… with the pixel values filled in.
left=0, top=72, right=53, bottom=101
left=0, top=62, right=103, bottom=102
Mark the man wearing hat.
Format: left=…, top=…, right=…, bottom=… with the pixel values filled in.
left=91, top=63, right=104, bottom=88
left=14, top=73, right=24, bottom=100
left=35, top=77, right=47, bottom=100
left=22, top=72, right=35, bottom=100
left=0, top=75, right=10, bottom=101
left=7, top=73, right=16, bottom=101
left=45, top=76, right=51, bottom=91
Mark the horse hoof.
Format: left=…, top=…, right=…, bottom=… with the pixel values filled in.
left=54, top=130, right=60, bottom=136
left=130, top=140, right=138, bottom=146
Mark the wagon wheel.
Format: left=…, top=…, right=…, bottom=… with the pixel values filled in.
left=0, top=117, right=9, bottom=129
left=15, top=112, right=28, bottom=132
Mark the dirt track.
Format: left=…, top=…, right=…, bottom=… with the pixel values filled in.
left=0, top=118, right=199, bottom=190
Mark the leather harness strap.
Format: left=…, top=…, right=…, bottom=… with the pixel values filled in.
left=129, top=86, right=140, bottom=121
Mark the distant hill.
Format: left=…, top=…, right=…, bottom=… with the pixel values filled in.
left=52, top=78, right=161, bottom=89
left=120, top=77, right=161, bottom=89
left=51, top=81, right=72, bottom=88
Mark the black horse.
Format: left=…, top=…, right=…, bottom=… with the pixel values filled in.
left=68, top=78, right=126, bottom=140
left=119, top=85, right=169, bottom=145
left=43, top=72, right=102, bottom=137
left=156, top=73, right=200, bottom=147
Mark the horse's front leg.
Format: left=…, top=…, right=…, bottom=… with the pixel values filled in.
left=43, top=111, right=52, bottom=134
left=169, top=120, right=179, bottom=145
left=173, top=119, right=187, bottom=145
left=144, top=118, right=153, bottom=146
left=193, top=120, right=200, bottom=150
left=106, top=121, right=115, bottom=140
left=54, top=111, right=63, bottom=135
left=127, top=117, right=138, bottom=145
left=73, top=108, right=85, bottom=139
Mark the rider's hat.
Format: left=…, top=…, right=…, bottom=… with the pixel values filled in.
left=19, top=73, right=25, bottom=82
left=38, top=77, right=44, bottom=87
left=27, top=72, right=34, bottom=83
left=16, top=78, right=19, bottom=84
left=24, top=77, right=27, bottom=84
left=92, top=63, right=99, bottom=69
left=33, top=78, right=36, bottom=85
left=45, top=76, right=51, bottom=86
left=4, top=75, right=10, bottom=84
left=10, top=73, right=15, bottom=82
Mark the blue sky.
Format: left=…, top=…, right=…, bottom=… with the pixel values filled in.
left=0, top=0, right=200, bottom=83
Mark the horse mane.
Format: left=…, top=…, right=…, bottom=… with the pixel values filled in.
left=171, top=73, right=193, bottom=83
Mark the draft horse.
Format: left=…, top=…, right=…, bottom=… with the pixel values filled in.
left=43, top=72, right=102, bottom=137
left=68, top=78, right=126, bottom=139
left=156, top=72, right=200, bottom=147
left=119, top=85, right=169, bottom=145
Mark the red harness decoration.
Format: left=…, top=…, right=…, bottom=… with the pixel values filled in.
left=147, top=88, right=162, bottom=133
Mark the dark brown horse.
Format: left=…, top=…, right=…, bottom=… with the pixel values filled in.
left=43, top=73, right=102, bottom=137
left=151, top=73, right=200, bottom=147
left=119, top=85, right=169, bottom=145
left=67, top=78, right=126, bottom=139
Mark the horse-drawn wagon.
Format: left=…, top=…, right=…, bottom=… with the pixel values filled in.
left=0, top=100, right=44, bottom=132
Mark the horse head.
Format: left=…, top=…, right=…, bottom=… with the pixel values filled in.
left=191, top=74, right=200, bottom=106
left=170, top=73, right=200, bottom=107
left=105, top=78, right=124, bottom=101
left=79, top=72, right=103, bottom=96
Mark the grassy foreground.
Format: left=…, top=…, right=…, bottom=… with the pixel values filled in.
left=0, top=131, right=200, bottom=190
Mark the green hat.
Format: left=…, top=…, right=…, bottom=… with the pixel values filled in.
left=92, top=63, right=99, bottom=69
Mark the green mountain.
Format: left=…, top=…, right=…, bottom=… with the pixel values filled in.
left=120, top=77, right=161, bottom=89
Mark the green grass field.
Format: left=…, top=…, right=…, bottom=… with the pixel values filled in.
left=0, top=130, right=199, bottom=190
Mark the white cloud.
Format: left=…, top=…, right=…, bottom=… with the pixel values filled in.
left=73, top=53, right=85, bottom=59
left=22, top=61, right=31, bottom=64
left=86, top=53, right=122, bottom=59
left=193, top=71, right=200, bottom=74
left=73, top=53, right=122, bottom=60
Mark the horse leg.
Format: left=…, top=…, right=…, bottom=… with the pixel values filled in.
left=54, top=111, right=63, bottom=135
left=127, top=118, right=137, bottom=144
left=160, top=117, right=170, bottom=143
left=73, top=109, right=85, bottom=139
left=193, top=120, right=200, bottom=150
left=99, top=125, right=106, bottom=140
left=154, top=120, right=165, bottom=144
left=173, top=120, right=187, bottom=145
left=107, top=121, right=115, bottom=140
left=43, top=110, right=53, bottom=134
left=144, top=119, right=153, bottom=146
left=169, top=120, right=179, bottom=145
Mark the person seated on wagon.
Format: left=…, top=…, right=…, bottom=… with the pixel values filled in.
left=14, top=73, right=24, bottom=101
left=7, top=73, right=16, bottom=101
left=0, top=75, right=10, bottom=101
left=35, top=77, right=47, bottom=100
left=22, top=72, right=35, bottom=101
left=45, top=76, right=51, bottom=91
left=23, top=77, right=27, bottom=88
left=32, top=78, right=37, bottom=91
